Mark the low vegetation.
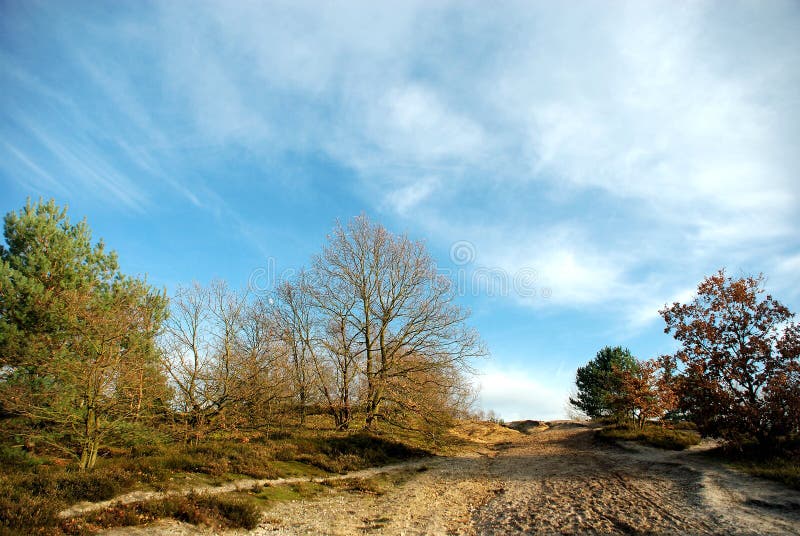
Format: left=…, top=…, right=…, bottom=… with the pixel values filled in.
left=322, top=466, right=426, bottom=496
left=0, top=425, right=433, bottom=535
left=596, top=423, right=701, bottom=450
left=734, top=457, right=800, bottom=491
left=60, top=493, right=262, bottom=534
left=252, top=480, right=328, bottom=502
left=702, top=439, right=800, bottom=491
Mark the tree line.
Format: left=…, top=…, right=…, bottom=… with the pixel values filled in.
left=571, top=271, right=800, bottom=449
left=0, top=200, right=483, bottom=469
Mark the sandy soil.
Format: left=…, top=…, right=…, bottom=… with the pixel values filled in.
left=101, top=422, right=800, bottom=535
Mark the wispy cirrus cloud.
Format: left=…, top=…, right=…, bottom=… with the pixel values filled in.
left=2, top=0, right=798, bottom=362
left=6, top=116, right=148, bottom=211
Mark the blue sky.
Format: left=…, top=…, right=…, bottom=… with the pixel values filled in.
left=2, top=0, right=799, bottom=420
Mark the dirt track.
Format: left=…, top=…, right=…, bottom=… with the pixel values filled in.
left=105, top=423, right=800, bottom=535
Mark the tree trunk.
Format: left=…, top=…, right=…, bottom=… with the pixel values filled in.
left=299, top=387, right=307, bottom=425
left=79, top=407, right=100, bottom=470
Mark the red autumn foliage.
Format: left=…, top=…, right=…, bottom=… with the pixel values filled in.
left=610, top=357, right=677, bottom=428
left=660, top=270, right=799, bottom=446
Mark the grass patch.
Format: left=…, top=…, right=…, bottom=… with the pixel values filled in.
left=1, top=468, right=128, bottom=505
left=325, top=475, right=388, bottom=495
left=0, top=469, right=132, bottom=534
left=268, top=460, right=328, bottom=478
left=274, top=431, right=430, bottom=473
left=734, top=458, right=800, bottom=490
left=597, top=423, right=701, bottom=450
left=252, top=481, right=327, bottom=502
left=323, top=468, right=420, bottom=496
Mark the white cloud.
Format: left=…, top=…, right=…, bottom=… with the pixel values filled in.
left=368, top=85, right=485, bottom=164
left=486, top=235, right=633, bottom=308
left=623, top=286, right=698, bottom=332
left=15, top=118, right=148, bottom=212
left=383, top=176, right=440, bottom=216
left=13, top=0, right=795, bottom=317
left=476, top=366, right=570, bottom=421
left=3, top=142, right=64, bottom=195
left=777, top=254, right=800, bottom=275
left=151, top=2, right=797, bottom=239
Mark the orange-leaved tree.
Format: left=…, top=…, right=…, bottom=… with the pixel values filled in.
left=611, top=357, right=677, bottom=428
left=660, top=270, right=799, bottom=446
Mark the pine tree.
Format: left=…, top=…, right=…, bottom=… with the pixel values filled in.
left=569, top=346, right=638, bottom=419
left=0, top=199, right=167, bottom=469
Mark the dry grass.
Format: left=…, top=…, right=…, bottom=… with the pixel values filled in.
left=449, top=420, right=521, bottom=446
left=322, top=467, right=424, bottom=496
left=734, top=457, right=800, bottom=490
left=596, top=423, right=701, bottom=450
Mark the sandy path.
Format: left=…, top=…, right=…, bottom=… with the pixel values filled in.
left=102, top=424, right=800, bottom=535
left=250, top=424, right=800, bottom=535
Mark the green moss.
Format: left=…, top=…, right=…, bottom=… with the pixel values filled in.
left=253, top=481, right=327, bottom=502
left=270, top=460, right=328, bottom=478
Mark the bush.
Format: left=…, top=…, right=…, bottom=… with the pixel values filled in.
left=670, top=420, right=698, bottom=431
left=314, top=432, right=429, bottom=467
left=597, top=424, right=701, bottom=450
left=0, top=463, right=134, bottom=533
left=68, top=493, right=262, bottom=532
left=0, top=428, right=430, bottom=534
left=105, top=422, right=172, bottom=453
left=21, top=470, right=125, bottom=503
left=0, top=445, right=43, bottom=470
left=161, top=442, right=280, bottom=479
left=54, top=472, right=123, bottom=503
left=0, top=492, right=63, bottom=533
left=714, top=441, right=800, bottom=491
left=162, top=452, right=212, bottom=474
left=198, top=495, right=261, bottom=529
left=271, top=432, right=428, bottom=474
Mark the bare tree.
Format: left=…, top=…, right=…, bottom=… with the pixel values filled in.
left=161, top=283, right=215, bottom=443
left=314, top=215, right=485, bottom=429
left=314, top=276, right=362, bottom=430
left=162, top=281, right=289, bottom=442
left=274, top=272, right=360, bottom=429
left=232, top=294, right=291, bottom=432
left=274, top=273, right=317, bottom=425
